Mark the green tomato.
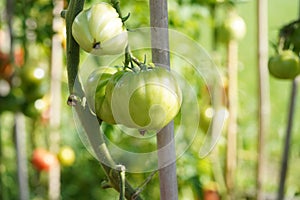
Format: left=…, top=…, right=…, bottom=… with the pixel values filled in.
left=101, top=67, right=182, bottom=131
left=20, top=65, right=47, bottom=102
left=268, top=50, right=300, bottom=79
left=217, top=13, right=246, bottom=44
left=85, top=66, right=119, bottom=121
left=72, top=3, right=128, bottom=56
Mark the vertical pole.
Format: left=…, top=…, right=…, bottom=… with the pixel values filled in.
left=225, top=39, right=238, bottom=199
left=277, top=78, right=298, bottom=200
left=14, top=113, right=30, bottom=200
left=48, top=0, right=64, bottom=199
left=256, top=0, right=270, bottom=199
left=149, top=0, right=179, bottom=199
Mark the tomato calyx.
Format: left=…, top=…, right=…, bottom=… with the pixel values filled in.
left=123, top=49, right=154, bottom=73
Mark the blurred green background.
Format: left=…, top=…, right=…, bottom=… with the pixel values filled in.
left=0, top=0, right=300, bottom=199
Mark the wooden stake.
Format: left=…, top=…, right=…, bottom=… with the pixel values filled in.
left=14, top=113, right=30, bottom=200
left=149, top=0, right=179, bottom=199
left=256, top=0, right=270, bottom=199
left=48, top=0, right=64, bottom=199
left=225, top=40, right=238, bottom=198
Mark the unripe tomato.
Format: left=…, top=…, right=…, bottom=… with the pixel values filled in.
left=268, top=50, right=300, bottom=79
left=31, top=148, right=58, bottom=171
left=217, top=13, right=246, bottom=44
left=57, top=146, right=76, bottom=167
left=101, top=67, right=182, bottom=131
left=20, top=65, right=47, bottom=102
left=85, top=66, right=119, bottom=118
left=72, top=3, right=128, bottom=56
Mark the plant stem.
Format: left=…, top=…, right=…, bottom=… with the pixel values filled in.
left=149, top=0, right=179, bottom=199
left=64, top=1, right=142, bottom=199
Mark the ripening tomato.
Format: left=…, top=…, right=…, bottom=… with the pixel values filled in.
left=97, top=66, right=182, bottom=131
left=31, top=148, right=58, bottom=171
left=72, top=3, right=128, bottom=56
left=216, top=13, right=246, bottom=44
left=268, top=50, right=300, bottom=79
left=57, top=146, right=76, bottom=167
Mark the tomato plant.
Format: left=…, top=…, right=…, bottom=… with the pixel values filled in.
left=31, top=148, right=58, bottom=171
left=268, top=50, right=300, bottom=79
left=72, top=3, right=128, bottom=56
left=57, top=146, right=76, bottom=167
left=93, top=66, right=182, bottom=131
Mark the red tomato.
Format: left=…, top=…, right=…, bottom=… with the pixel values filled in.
left=31, top=148, right=58, bottom=171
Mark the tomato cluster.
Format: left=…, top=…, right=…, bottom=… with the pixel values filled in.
left=73, top=3, right=182, bottom=132
left=86, top=66, right=182, bottom=131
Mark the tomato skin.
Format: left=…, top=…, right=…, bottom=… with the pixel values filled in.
left=85, top=66, right=119, bottom=119
left=101, top=67, right=182, bottom=131
left=31, top=149, right=58, bottom=171
left=72, top=3, right=128, bottom=56
left=57, top=146, right=76, bottom=167
left=268, top=50, right=300, bottom=79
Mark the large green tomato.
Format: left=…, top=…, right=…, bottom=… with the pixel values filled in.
left=85, top=66, right=119, bottom=122
left=100, top=67, right=182, bottom=131
left=72, top=3, right=128, bottom=56
left=268, top=50, right=300, bottom=79
left=217, top=13, right=246, bottom=44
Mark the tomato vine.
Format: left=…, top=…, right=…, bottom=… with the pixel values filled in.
left=62, top=0, right=143, bottom=199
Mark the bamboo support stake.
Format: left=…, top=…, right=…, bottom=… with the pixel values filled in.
left=48, top=0, right=64, bottom=199
left=225, top=40, right=238, bottom=199
left=14, top=113, right=30, bottom=200
left=149, top=0, right=178, bottom=199
left=256, top=0, right=270, bottom=199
